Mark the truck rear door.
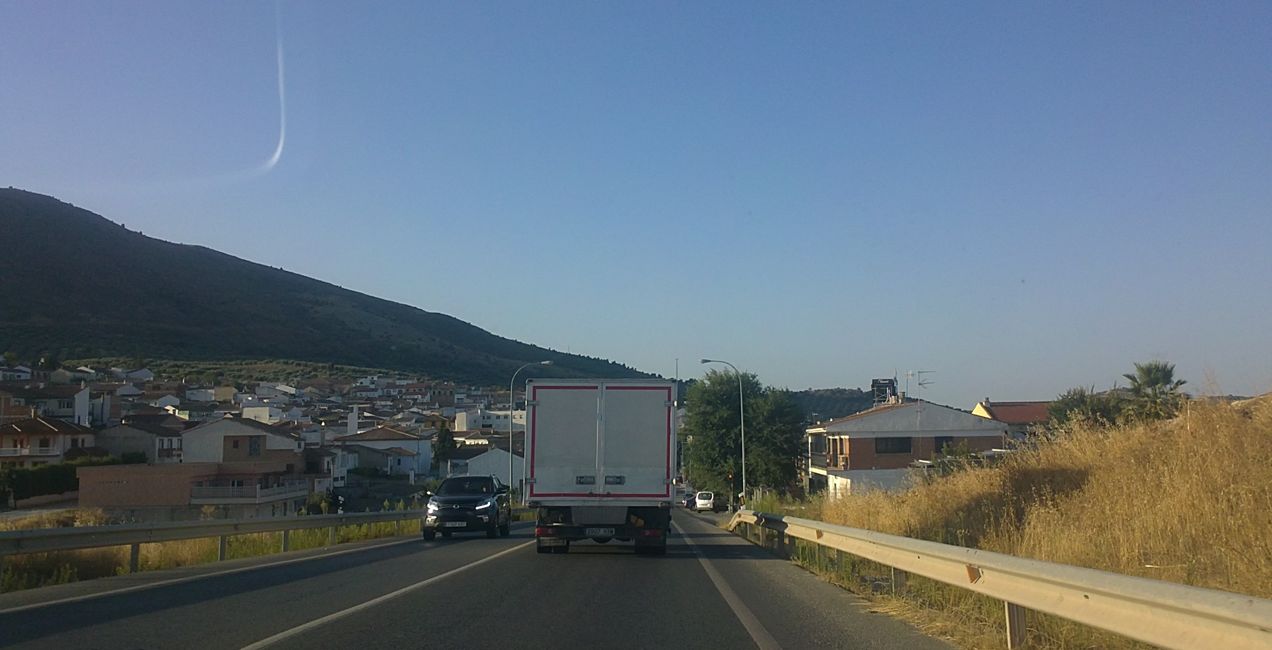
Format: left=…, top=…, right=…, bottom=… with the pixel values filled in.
left=527, top=381, right=673, bottom=500
left=527, top=383, right=601, bottom=498
left=598, top=385, right=673, bottom=497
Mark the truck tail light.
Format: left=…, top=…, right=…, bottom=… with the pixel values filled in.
left=638, top=528, right=663, bottom=538
left=535, top=527, right=557, bottom=537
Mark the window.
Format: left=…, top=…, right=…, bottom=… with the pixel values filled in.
left=58, top=400, right=72, bottom=409
left=248, top=437, right=262, bottom=457
left=39, top=437, right=51, bottom=449
left=934, top=436, right=955, bottom=455
left=70, top=438, right=80, bottom=448
left=232, top=439, right=240, bottom=449
left=875, top=437, right=912, bottom=454
left=436, top=477, right=493, bottom=495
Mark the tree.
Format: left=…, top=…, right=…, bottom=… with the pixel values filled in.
left=432, top=424, right=457, bottom=471
left=1049, top=386, right=1125, bottom=425
left=683, top=370, right=805, bottom=500
left=2, top=351, right=17, bottom=367
left=1122, top=360, right=1187, bottom=421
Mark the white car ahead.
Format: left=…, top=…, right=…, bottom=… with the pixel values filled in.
left=694, top=491, right=715, bottom=512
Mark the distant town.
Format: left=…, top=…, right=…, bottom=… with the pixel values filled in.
left=0, top=360, right=540, bottom=519
left=0, top=356, right=1077, bottom=522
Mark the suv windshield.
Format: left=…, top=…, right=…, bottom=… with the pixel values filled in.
left=437, top=477, right=495, bottom=496
left=697, top=492, right=713, bottom=500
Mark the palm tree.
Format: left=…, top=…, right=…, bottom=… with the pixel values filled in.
left=1122, top=361, right=1187, bottom=420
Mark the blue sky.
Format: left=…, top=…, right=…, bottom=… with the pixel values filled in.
left=3, top=1, right=1270, bottom=406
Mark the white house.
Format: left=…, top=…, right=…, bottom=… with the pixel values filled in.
left=152, top=394, right=181, bottom=409
left=186, top=388, right=217, bottom=402
left=0, top=366, right=33, bottom=381
left=2, top=384, right=91, bottom=426
left=115, top=383, right=144, bottom=398
left=242, top=406, right=284, bottom=424
left=807, top=401, right=1007, bottom=499
left=97, top=421, right=183, bottom=463
left=0, top=416, right=96, bottom=468
left=447, top=446, right=525, bottom=492
left=454, top=408, right=525, bottom=432
left=182, top=417, right=305, bottom=463
left=333, top=425, right=433, bottom=475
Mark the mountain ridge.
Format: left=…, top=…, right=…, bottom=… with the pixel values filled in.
left=0, top=188, right=651, bottom=384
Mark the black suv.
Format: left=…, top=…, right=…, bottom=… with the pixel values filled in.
left=422, top=475, right=512, bottom=540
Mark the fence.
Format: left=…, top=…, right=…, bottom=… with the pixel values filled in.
left=0, top=509, right=427, bottom=574
left=727, top=510, right=1272, bottom=650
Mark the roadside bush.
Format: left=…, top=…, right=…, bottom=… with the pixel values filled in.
left=5, top=459, right=119, bottom=500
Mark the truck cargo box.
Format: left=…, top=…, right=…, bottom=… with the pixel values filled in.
left=526, top=379, right=675, bottom=506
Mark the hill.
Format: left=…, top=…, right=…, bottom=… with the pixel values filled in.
left=789, top=387, right=875, bottom=422
left=0, top=188, right=650, bottom=385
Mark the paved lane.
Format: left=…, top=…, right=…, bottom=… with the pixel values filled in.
left=0, top=528, right=532, bottom=649
left=261, top=512, right=952, bottom=650
left=1, top=515, right=953, bottom=650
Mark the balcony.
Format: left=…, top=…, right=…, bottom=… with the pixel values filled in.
left=0, top=447, right=60, bottom=457
left=190, top=481, right=310, bottom=505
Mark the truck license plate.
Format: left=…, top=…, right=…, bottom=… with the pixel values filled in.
left=585, top=527, right=615, bottom=537
left=443, top=522, right=466, bottom=528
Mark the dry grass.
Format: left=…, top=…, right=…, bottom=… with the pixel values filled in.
left=755, top=397, right=1272, bottom=649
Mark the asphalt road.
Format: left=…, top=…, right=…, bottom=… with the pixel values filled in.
left=0, top=513, right=953, bottom=650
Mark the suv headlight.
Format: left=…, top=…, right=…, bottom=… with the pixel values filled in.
left=426, top=500, right=439, bottom=513
left=475, top=498, right=496, bottom=510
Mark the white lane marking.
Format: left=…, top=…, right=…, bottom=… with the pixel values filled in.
left=673, top=520, right=782, bottom=650
left=241, top=540, right=535, bottom=649
left=0, top=536, right=421, bottom=615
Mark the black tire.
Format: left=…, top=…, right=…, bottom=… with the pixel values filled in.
left=536, top=540, right=552, bottom=554
left=422, top=529, right=436, bottom=541
left=553, top=541, right=570, bottom=554
left=499, top=521, right=511, bottom=537
left=486, top=523, right=498, bottom=538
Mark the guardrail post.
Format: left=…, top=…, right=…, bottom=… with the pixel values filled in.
left=775, top=529, right=787, bottom=558
left=328, top=526, right=337, bottom=546
left=281, top=529, right=290, bottom=553
left=218, top=535, right=228, bottom=561
left=129, top=543, right=140, bottom=573
left=1005, top=602, right=1027, bottom=649
left=891, top=567, right=908, bottom=595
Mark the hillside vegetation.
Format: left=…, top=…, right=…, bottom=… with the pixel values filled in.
left=789, top=387, right=874, bottom=422
left=782, top=397, right=1272, bottom=647
left=0, top=188, right=649, bottom=385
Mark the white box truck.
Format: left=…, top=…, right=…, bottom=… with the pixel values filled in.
left=526, top=378, right=676, bottom=555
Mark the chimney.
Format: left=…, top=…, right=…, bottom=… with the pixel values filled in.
left=347, top=405, right=358, bottom=438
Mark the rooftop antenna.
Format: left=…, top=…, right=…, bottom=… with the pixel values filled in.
left=903, top=370, right=936, bottom=400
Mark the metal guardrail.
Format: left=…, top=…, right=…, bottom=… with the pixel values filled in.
left=0, top=510, right=427, bottom=573
left=727, top=510, right=1272, bottom=650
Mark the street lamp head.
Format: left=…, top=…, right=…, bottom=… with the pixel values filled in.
left=700, top=359, right=712, bottom=364
left=539, top=360, right=553, bottom=366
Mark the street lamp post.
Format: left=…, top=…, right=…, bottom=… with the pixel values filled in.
left=510, top=361, right=553, bottom=501
left=700, top=358, right=746, bottom=508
